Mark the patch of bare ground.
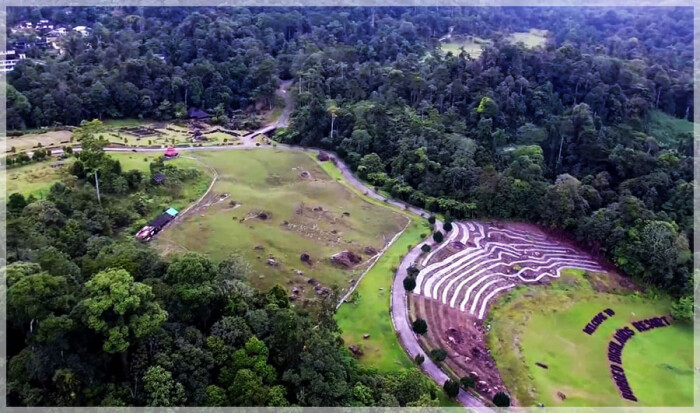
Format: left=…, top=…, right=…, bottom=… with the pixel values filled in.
left=239, top=209, right=272, bottom=223
left=179, top=192, right=231, bottom=221
left=282, top=202, right=361, bottom=246
left=413, top=294, right=512, bottom=403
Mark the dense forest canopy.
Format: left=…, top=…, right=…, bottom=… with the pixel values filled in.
left=4, top=6, right=696, bottom=407
left=6, top=6, right=693, bottom=128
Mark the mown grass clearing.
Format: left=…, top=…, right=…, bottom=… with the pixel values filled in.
left=3, top=153, right=199, bottom=198
left=3, top=130, right=73, bottom=153
left=440, top=36, right=492, bottom=59
left=649, top=109, right=694, bottom=148
left=507, top=29, right=548, bottom=49
left=154, top=149, right=408, bottom=296
left=4, top=160, right=73, bottom=198
left=336, top=218, right=429, bottom=372
left=488, top=269, right=693, bottom=407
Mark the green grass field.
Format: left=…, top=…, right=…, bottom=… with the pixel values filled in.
left=488, top=269, right=693, bottom=407
left=4, top=153, right=200, bottom=198
left=336, top=218, right=429, bottom=372
left=4, top=160, right=73, bottom=198
left=154, top=149, right=408, bottom=295
left=507, top=29, right=548, bottom=49
left=649, top=110, right=694, bottom=147
left=440, top=36, right=491, bottom=59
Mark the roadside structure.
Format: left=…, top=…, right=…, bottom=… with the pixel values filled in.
left=135, top=207, right=179, bottom=241
left=164, top=146, right=179, bottom=159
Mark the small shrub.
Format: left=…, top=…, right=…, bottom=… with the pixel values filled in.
left=428, top=215, right=436, bottom=224
left=443, top=221, right=453, bottom=232
left=493, top=392, right=511, bottom=407
left=460, top=376, right=475, bottom=389
left=414, top=354, right=425, bottom=365
left=403, top=277, right=416, bottom=292
left=407, top=266, right=420, bottom=277
left=412, top=318, right=428, bottom=335
left=433, top=231, right=444, bottom=243
left=429, top=348, right=447, bottom=362
left=421, top=244, right=431, bottom=253
left=443, top=379, right=460, bottom=398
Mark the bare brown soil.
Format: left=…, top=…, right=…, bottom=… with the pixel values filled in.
left=412, top=294, right=510, bottom=401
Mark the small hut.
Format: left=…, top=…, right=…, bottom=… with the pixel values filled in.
left=187, top=107, right=212, bottom=120
left=152, top=172, right=166, bottom=185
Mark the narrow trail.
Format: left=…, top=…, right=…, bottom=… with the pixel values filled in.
left=48, top=80, right=488, bottom=410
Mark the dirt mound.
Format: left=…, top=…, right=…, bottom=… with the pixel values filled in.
left=446, top=327, right=465, bottom=345
left=300, top=252, right=312, bottom=265
left=240, top=210, right=272, bottom=222
left=348, top=345, right=363, bottom=356
left=299, top=171, right=311, bottom=179
left=330, top=251, right=362, bottom=268
left=364, top=246, right=378, bottom=255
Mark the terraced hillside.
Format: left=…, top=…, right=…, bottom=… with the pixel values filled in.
left=408, top=221, right=611, bottom=403
left=414, top=221, right=606, bottom=319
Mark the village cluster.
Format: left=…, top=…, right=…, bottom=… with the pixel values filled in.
left=3, top=15, right=93, bottom=72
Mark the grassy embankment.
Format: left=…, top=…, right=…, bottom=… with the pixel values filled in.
left=488, top=269, right=693, bottom=407
left=318, top=155, right=460, bottom=407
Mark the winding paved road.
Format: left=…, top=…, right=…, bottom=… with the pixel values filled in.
left=44, top=81, right=487, bottom=409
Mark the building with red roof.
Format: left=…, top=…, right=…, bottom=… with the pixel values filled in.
left=164, top=147, right=179, bottom=158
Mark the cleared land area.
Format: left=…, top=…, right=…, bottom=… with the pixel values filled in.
left=154, top=149, right=408, bottom=298
left=3, top=121, right=247, bottom=158
left=440, top=36, right=492, bottom=59
left=507, top=29, right=548, bottom=49
left=4, top=160, right=72, bottom=197
left=336, top=218, right=429, bottom=372
left=3, top=153, right=199, bottom=198
left=3, top=130, right=73, bottom=154
left=648, top=109, right=694, bottom=147
left=488, top=269, right=693, bottom=407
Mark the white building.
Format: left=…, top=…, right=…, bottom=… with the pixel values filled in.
left=0, top=50, right=26, bottom=73
left=37, top=20, right=54, bottom=30
left=72, top=26, right=90, bottom=36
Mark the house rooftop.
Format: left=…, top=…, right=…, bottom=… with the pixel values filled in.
left=188, top=107, right=212, bottom=120
left=152, top=172, right=166, bottom=184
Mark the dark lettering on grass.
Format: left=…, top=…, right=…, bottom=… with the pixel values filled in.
left=583, top=308, right=615, bottom=335
left=631, top=315, right=672, bottom=333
